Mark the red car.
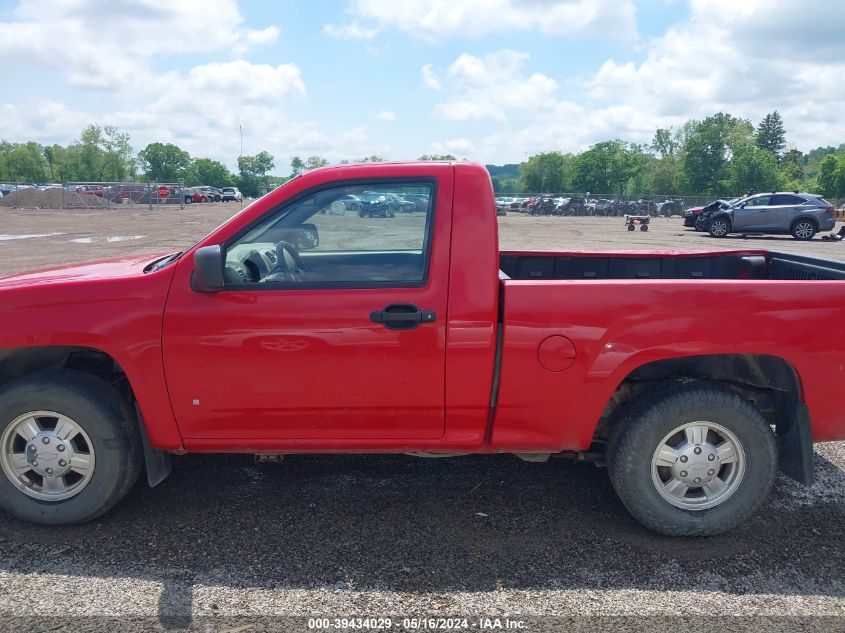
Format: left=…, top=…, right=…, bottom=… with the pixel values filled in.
left=75, top=184, right=106, bottom=197
left=0, top=161, right=843, bottom=535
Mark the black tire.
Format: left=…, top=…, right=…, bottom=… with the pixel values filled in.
left=640, top=224, right=648, bottom=232
left=607, top=382, right=777, bottom=536
left=0, top=370, right=143, bottom=525
left=791, top=219, right=816, bottom=241
left=184, top=196, right=192, bottom=204
left=627, top=224, right=635, bottom=231
left=708, top=216, right=730, bottom=238
left=694, top=215, right=707, bottom=232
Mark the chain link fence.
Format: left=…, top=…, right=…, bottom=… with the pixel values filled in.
left=495, top=193, right=734, bottom=217
left=0, top=182, right=205, bottom=210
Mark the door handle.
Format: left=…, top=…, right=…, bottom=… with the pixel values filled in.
left=370, top=303, right=437, bottom=330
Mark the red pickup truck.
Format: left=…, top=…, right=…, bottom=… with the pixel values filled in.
left=1, top=161, right=843, bottom=535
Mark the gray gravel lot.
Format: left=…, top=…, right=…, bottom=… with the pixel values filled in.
left=0, top=207, right=844, bottom=630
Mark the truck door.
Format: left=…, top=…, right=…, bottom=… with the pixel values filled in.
left=162, top=174, right=452, bottom=443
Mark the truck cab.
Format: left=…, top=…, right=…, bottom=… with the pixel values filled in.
left=1, top=161, right=844, bottom=535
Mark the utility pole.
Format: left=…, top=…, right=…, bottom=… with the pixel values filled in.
left=239, top=124, right=243, bottom=159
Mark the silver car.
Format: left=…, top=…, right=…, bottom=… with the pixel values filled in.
left=708, top=192, right=836, bottom=240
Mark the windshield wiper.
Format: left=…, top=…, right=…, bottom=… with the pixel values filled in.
left=146, top=251, right=183, bottom=273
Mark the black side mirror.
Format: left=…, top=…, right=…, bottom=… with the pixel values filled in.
left=192, top=245, right=225, bottom=292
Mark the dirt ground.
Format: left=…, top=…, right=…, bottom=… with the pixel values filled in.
left=1, top=203, right=845, bottom=276
left=0, top=204, right=844, bottom=629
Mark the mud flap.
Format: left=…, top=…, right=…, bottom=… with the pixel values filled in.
left=135, top=404, right=173, bottom=488
left=778, top=403, right=814, bottom=485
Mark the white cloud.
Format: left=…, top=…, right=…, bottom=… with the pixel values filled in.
left=577, top=0, right=845, bottom=145
left=376, top=110, right=397, bottom=122
left=430, top=138, right=475, bottom=155
left=0, top=0, right=280, bottom=91
left=421, top=64, right=442, bottom=90
left=331, top=0, right=637, bottom=40
left=0, top=101, right=92, bottom=143
left=322, top=21, right=378, bottom=39
left=431, top=50, right=557, bottom=122
left=185, top=61, right=305, bottom=102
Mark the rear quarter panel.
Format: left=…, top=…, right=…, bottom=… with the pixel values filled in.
left=492, top=279, right=845, bottom=451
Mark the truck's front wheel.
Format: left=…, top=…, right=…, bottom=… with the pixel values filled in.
left=0, top=371, right=143, bottom=525
left=607, top=382, right=777, bottom=536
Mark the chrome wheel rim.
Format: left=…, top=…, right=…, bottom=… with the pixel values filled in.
left=651, top=421, right=745, bottom=511
left=711, top=220, right=728, bottom=236
left=1, top=411, right=96, bottom=501
left=794, top=222, right=814, bottom=239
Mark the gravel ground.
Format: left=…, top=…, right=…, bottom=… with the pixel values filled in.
left=0, top=206, right=844, bottom=630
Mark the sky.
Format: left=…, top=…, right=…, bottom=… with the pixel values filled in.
left=0, top=0, right=843, bottom=175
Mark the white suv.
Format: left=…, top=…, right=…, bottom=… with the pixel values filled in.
left=221, top=187, right=243, bottom=202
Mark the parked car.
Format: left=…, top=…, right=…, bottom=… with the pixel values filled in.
left=221, top=187, right=243, bottom=202
left=3, top=162, right=845, bottom=537
left=707, top=192, right=835, bottom=240
left=384, top=193, right=416, bottom=213
left=328, top=194, right=362, bottom=215
left=357, top=192, right=395, bottom=217
left=196, top=186, right=222, bottom=202
left=75, top=185, right=106, bottom=197
left=495, top=197, right=516, bottom=214
left=191, top=189, right=211, bottom=203
left=684, top=198, right=741, bottom=230
left=108, top=184, right=151, bottom=204
left=402, top=193, right=430, bottom=212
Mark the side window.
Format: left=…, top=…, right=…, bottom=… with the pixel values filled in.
left=224, top=181, right=435, bottom=287
left=770, top=194, right=801, bottom=206
left=746, top=196, right=771, bottom=207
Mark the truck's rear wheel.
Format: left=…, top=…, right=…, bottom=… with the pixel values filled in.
left=607, top=382, right=776, bottom=536
left=0, top=370, right=142, bottom=525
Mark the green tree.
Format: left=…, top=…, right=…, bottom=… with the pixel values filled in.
left=816, top=154, right=845, bottom=199
left=681, top=113, right=753, bottom=194
left=519, top=151, right=571, bottom=192
left=77, top=124, right=105, bottom=180
left=418, top=154, right=456, bottom=161
left=290, top=156, right=306, bottom=177
left=100, top=125, right=134, bottom=181
left=0, top=142, right=49, bottom=182
left=290, top=155, right=329, bottom=176
left=238, top=151, right=275, bottom=197
left=138, top=142, right=191, bottom=182
left=185, top=158, right=234, bottom=187
left=572, top=141, right=637, bottom=194
left=647, top=128, right=682, bottom=194
left=726, top=143, right=781, bottom=194
left=755, top=111, right=787, bottom=158
left=780, top=149, right=804, bottom=191
left=306, top=155, right=329, bottom=170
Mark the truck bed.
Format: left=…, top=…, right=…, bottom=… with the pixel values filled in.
left=499, top=250, right=845, bottom=281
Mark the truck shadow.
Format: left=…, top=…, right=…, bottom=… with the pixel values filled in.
left=0, top=449, right=843, bottom=627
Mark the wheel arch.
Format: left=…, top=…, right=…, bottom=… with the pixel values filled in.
left=595, top=353, right=813, bottom=484
left=792, top=215, right=819, bottom=230
left=0, top=345, right=172, bottom=487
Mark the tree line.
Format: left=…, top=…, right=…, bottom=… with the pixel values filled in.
left=499, top=112, right=845, bottom=201
left=4, top=113, right=845, bottom=200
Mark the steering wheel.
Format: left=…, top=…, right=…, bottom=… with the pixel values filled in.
left=273, top=240, right=310, bottom=282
